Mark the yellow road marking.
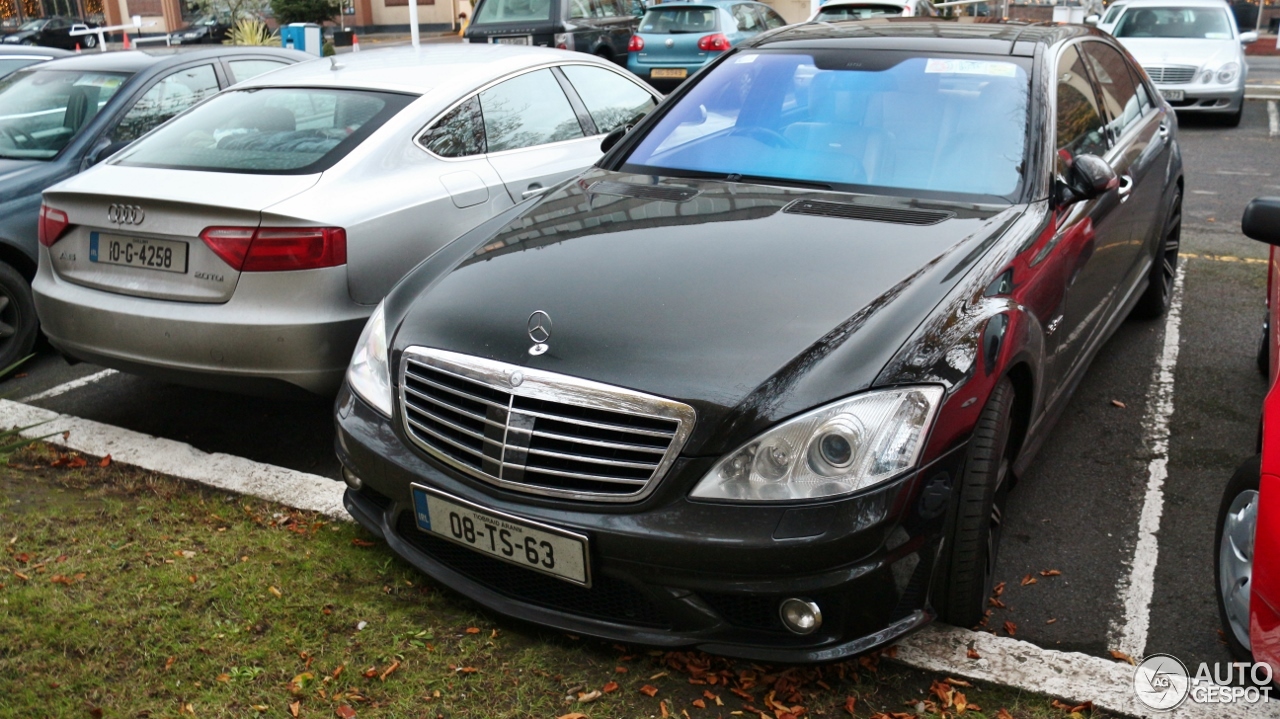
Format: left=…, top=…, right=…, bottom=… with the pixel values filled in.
left=1179, top=252, right=1268, bottom=265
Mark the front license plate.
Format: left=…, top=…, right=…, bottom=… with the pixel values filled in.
left=492, top=35, right=531, bottom=45
left=411, top=485, right=590, bottom=586
left=1159, top=88, right=1185, bottom=101
left=651, top=68, right=688, bottom=79
left=89, top=232, right=188, bottom=274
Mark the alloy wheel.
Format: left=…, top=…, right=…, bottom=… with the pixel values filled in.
left=1219, top=488, right=1257, bottom=651
left=1159, top=197, right=1182, bottom=305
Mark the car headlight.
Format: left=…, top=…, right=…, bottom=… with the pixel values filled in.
left=1216, top=61, right=1240, bottom=85
left=347, top=301, right=392, bottom=416
left=690, top=386, right=944, bottom=502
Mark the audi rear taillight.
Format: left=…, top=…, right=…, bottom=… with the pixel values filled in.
left=697, top=33, right=730, bottom=52
left=38, top=204, right=70, bottom=247
left=628, top=35, right=644, bottom=52
left=199, top=226, right=347, bottom=272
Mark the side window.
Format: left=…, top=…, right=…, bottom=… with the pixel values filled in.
left=561, top=64, right=656, bottom=134
left=227, top=59, right=288, bottom=85
left=1054, top=45, right=1108, bottom=176
left=479, top=69, right=586, bottom=152
left=1127, top=63, right=1153, bottom=115
left=111, top=64, right=220, bottom=144
left=762, top=7, right=787, bottom=27
left=569, top=0, right=590, bottom=19
left=1081, top=42, right=1143, bottom=140
left=419, top=96, right=486, bottom=157
left=732, top=4, right=760, bottom=31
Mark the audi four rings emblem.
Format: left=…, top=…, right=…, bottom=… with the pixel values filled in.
left=107, top=204, right=145, bottom=226
left=527, top=310, right=551, bottom=356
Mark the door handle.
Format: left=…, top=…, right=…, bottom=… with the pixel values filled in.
left=1117, top=175, right=1133, bottom=201
left=1158, top=120, right=1171, bottom=139
left=522, top=185, right=548, bottom=199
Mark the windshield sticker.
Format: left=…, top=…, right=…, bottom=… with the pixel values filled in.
left=925, top=58, right=1018, bottom=77
left=734, top=53, right=759, bottom=64
left=74, top=75, right=122, bottom=88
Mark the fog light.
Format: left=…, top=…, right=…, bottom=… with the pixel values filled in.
left=342, top=468, right=363, bottom=491
left=779, top=598, right=822, bottom=635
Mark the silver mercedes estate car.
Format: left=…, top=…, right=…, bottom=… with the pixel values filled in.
left=34, top=45, right=660, bottom=395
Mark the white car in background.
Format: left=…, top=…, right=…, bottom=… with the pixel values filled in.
left=808, top=0, right=938, bottom=21
left=34, top=46, right=661, bottom=396
left=1109, top=0, right=1256, bottom=126
left=1094, top=2, right=1128, bottom=34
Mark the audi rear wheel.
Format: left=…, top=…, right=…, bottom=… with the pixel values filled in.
left=0, top=262, right=38, bottom=371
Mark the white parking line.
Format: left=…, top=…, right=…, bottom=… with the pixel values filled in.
left=19, top=369, right=119, bottom=403
left=1109, top=265, right=1187, bottom=660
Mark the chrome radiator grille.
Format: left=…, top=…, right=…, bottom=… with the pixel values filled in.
left=399, top=348, right=695, bottom=502
left=1143, top=65, right=1196, bottom=84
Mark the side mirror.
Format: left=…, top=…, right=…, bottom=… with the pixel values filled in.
left=1243, top=197, right=1280, bottom=245
left=1240, top=31, right=1258, bottom=44
left=84, top=138, right=130, bottom=168
left=1056, top=154, right=1118, bottom=207
left=1085, top=14, right=1099, bottom=24
left=600, top=125, right=627, bottom=153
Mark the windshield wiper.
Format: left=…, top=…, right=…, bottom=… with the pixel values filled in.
left=724, top=174, right=833, bottom=191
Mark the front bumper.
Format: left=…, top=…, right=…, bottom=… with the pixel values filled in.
left=33, top=250, right=370, bottom=396
left=335, top=383, right=965, bottom=662
left=1157, top=84, right=1243, bottom=113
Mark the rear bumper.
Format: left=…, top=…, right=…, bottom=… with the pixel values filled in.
left=335, top=383, right=965, bottom=662
left=33, top=247, right=370, bottom=395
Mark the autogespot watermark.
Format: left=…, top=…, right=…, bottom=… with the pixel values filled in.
left=1133, top=653, right=1274, bottom=711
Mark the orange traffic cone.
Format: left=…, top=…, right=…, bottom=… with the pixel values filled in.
left=122, top=32, right=130, bottom=49
left=351, top=33, right=360, bottom=52
left=74, top=42, right=81, bottom=53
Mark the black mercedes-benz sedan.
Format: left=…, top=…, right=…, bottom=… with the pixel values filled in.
left=335, top=19, right=1183, bottom=661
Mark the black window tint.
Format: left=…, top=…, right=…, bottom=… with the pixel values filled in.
left=1055, top=45, right=1108, bottom=175
left=479, top=69, right=585, bottom=152
left=1082, top=42, right=1143, bottom=140
left=732, top=4, right=760, bottom=31
left=561, top=64, right=655, bottom=134
left=419, top=96, right=485, bottom=157
left=111, top=64, right=220, bottom=144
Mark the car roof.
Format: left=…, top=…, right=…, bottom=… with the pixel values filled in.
left=1115, top=0, right=1231, bottom=7
left=234, top=44, right=618, bottom=95
left=0, top=45, right=73, bottom=57
left=753, top=18, right=1092, bottom=54
left=30, top=46, right=309, bottom=74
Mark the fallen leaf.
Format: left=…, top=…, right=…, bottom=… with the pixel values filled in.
left=988, top=597, right=1007, bottom=608
left=577, top=689, right=602, bottom=703
left=67, top=456, right=87, bottom=468
left=465, top=627, right=481, bottom=634
left=843, top=696, right=857, bottom=715
left=1003, top=621, right=1017, bottom=636
left=992, top=582, right=1006, bottom=597
left=602, top=681, right=619, bottom=694
left=1111, top=399, right=1126, bottom=409
left=1047, top=618, right=1058, bottom=624
left=455, top=666, right=478, bottom=674
left=615, top=666, right=629, bottom=673
left=650, top=671, right=669, bottom=680
left=98, top=455, right=112, bottom=467
left=693, top=699, right=706, bottom=709
left=946, top=678, right=971, bottom=687
left=379, top=661, right=400, bottom=681
left=1110, top=650, right=1136, bottom=666
left=216, top=674, right=230, bottom=683
left=557, top=714, right=588, bottom=719
left=88, top=708, right=103, bottom=719
left=331, top=664, right=345, bottom=679
left=269, top=586, right=283, bottom=598
left=1040, top=569, right=1062, bottom=577
left=1208, top=217, right=1217, bottom=223
left=660, top=700, right=669, bottom=718
left=50, top=574, right=73, bottom=585
left=164, top=656, right=176, bottom=671
left=955, top=691, right=968, bottom=712
left=640, top=684, right=660, bottom=697
left=289, top=702, right=300, bottom=718
left=1021, top=574, right=1037, bottom=586
left=996, top=710, right=1014, bottom=719
left=13, top=572, right=29, bottom=581
left=189, top=575, right=197, bottom=584
left=289, top=672, right=314, bottom=694
left=351, top=539, right=376, bottom=547
left=967, top=648, right=981, bottom=660
left=251, top=707, right=269, bottom=713
left=336, top=707, right=357, bottom=719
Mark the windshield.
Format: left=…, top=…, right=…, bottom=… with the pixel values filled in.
left=815, top=4, right=906, bottom=20
left=622, top=50, right=1031, bottom=200
left=19, top=20, right=47, bottom=30
left=1102, top=3, right=1126, bottom=23
left=0, top=69, right=129, bottom=160
left=1115, top=6, right=1234, bottom=38
left=472, top=0, right=553, bottom=24
left=640, top=7, right=720, bottom=33
left=115, top=87, right=415, bottom=175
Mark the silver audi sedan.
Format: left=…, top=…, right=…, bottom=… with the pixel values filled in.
left=34, top=45, right=660, bottom=395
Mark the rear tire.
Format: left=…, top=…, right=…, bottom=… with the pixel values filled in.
left=0, top=262, right=38, bottom=372
left=1132, top=189, right=1182, bottom=320
left=1216, top=454, right=1260, bottom=663
left=938, top=377, right=1016, bottom=628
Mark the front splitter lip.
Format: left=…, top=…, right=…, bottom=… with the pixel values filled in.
left=343, top=488, right=934, bottom=663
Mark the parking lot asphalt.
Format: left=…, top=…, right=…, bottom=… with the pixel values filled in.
left=4, top=79, right=1276, bottom=673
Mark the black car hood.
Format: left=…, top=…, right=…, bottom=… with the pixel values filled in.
left=387, top=170, right=1025, bottom=455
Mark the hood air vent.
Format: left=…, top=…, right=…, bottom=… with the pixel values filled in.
left=588, top=181, right=700, bottom=203
left=784, top=200, right=954, bottom=226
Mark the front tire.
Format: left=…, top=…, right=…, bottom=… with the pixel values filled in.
left=1216, top=454, right=1260, bottom=662
left=1219, top=101, right=1244, bottom=128
left=939, top=377, right=1016, bottom=628
left=0, top=263, right=38, bottom=371
left=1132, top=188, right=1182, bottom=319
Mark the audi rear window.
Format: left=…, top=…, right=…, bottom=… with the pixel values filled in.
left=114, top=87, right=415, bottom=175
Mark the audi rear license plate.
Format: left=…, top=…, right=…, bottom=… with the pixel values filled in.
left=492, top=35, right=531, bottom=45
left=651, top=68, right=688, bottom=79
left=89, top=232, right=188, bottom=274
left=411, top=484, right=590, bottom=586
left=1159, top=88, right=1185, bottom=102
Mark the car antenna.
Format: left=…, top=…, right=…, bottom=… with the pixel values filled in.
left=330, top=55, right=344, bottom=71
